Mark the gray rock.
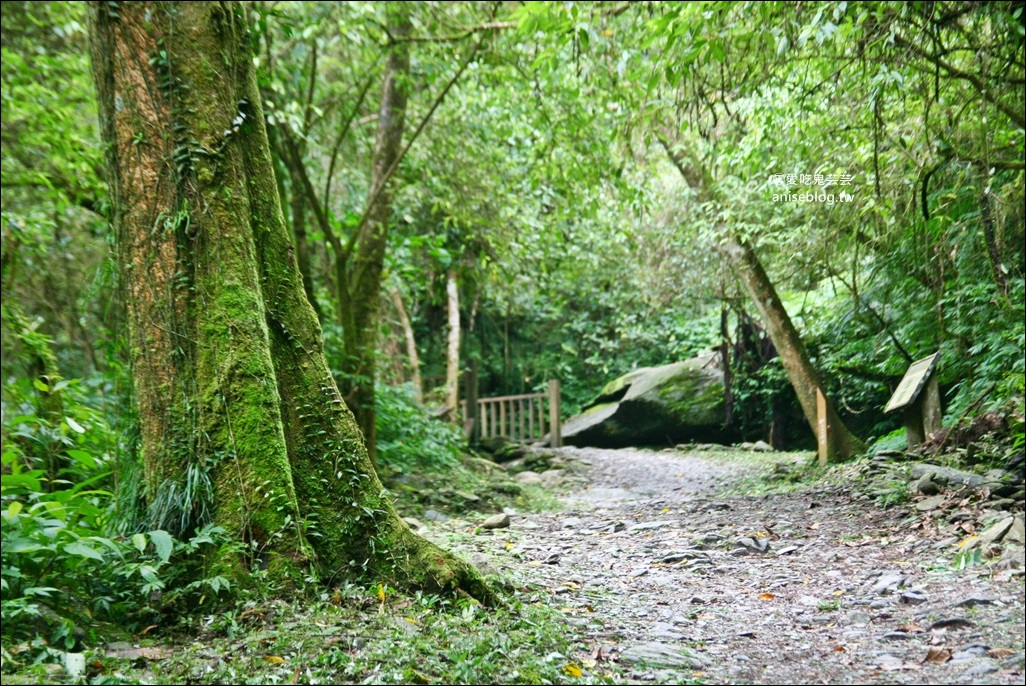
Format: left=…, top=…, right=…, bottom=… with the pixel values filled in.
left=515, top=470, right=543, bottom=485
left=990, top=482, right=1021, bottom=498
left=972, top=516, right=1015, bottom=549
left=423, top=509, right=450, bottom=523
left=916, top=494, right=946, bottom=511
left=899, top=591, right=928, bottom=605
left=481, top=513, right=511, bottom=529
left=620, top=642, right=708, bottom=669
left=402, top=517, right=425, bottom=530
left=561, top=516, right=583, bottom=529
left=468, top=552, right=499, bottom=577
left=871, top=574, right=906, bottom=595
left=965, top=662, right=998, bottom=676
left=752, top=440, right=773, bottom=452
left=734, top=537, right=771, bottom=554
left=951, top=644, right=990, bottom=661
left=953, top=594, right=998, bottom=608
left=868, top=653, right=904, bottom=669
left=628, top=520, right=674, bottom=532
left=987, top=498, right=1016, bottom=511
left=909, top=464, right=993, bottom=489
left=999, top=543, right=1025, bottom=569
left=1005, top=514, right=1025, bottom=545
left=659, top=550, right=712, bottom=564
left=929, top=617, right=974, bottom=631
left=881, top=631, right=913, bottom=640
left=916, top=473, right=942, bottom=496
left=539, top=469, right=566, bottom=488
left=561, top=354, right=732, bottom=448
left=775, top=545, right=800, bottom=556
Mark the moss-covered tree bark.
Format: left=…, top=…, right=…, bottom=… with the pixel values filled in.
left=335, top=4, right=412, bottom=462
left=88, top=0, right=491, bottom=599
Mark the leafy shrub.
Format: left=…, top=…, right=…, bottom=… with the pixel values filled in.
left=375, top=382, right=464, bottom=474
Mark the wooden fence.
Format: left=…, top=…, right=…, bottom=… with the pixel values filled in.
left=463, top=368, right=561, bottom=447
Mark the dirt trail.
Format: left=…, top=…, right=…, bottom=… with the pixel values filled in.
left=466, top=447, right=1025, bottom=684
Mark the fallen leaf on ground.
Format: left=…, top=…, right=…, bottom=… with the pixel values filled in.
left=924, top=647, right=952, bottom=664
left=563, top=663, right=583, bottom=677
left=263, top=655, right=286, bottom=664
left=987, top=648, right=1014, bottom=658
left=758, top=592, right=776, bottom=600
left=898, top=623, right=925, bottom=633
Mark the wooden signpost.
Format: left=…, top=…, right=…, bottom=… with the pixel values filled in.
left=884, top=352, right=942, bottom=449
left=816, top=387, right=829, bottom=467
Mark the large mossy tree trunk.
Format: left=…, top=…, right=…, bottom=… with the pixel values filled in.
left=88, top=0, right=491, bottom=600
left=335, top=5, right=411, bottom=463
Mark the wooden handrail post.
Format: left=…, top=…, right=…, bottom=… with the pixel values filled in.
left=816, top=386, right=828, bottom=467
left=548, top=379, right=562, bottom=448
left=464, top=359, right=478, bottom=443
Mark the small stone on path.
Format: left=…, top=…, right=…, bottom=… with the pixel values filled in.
left=423, top=509, right=449, bottom=523
left=953, top=594, right=998, bottom=608
left=871, top=574, right=905, bottom=595
left=620, top=642, right=707, bottom=669
left=930, top=617, right=974, bottom=631
left=515, top=471, right=543, bottom=485
left=733, top=537, right=770, bottom=554
left=628, top=520, right=674, bottom=532
left=481, top=513, right=510, bottom=529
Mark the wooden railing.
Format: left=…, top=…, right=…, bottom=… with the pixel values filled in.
left=463, top=374, right=561, bottom=447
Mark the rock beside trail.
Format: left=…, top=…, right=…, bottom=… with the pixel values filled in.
left=515, top=470, right=543, bottom=485
left=561, top=354, right=732, bottom=448
left=620, top=642, right=708, bottom=669
left=481, top=513, right=511, bottom=529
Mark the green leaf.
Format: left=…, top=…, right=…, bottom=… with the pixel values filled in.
left=132, top=533, right=147, bottom=554
left=64, top=540, right=105, bottom=561
left=65, top=417, right=86, bottom=434
left=148, top=529, right=174, bottom=563
left=66, top=449, right=96, bottom=468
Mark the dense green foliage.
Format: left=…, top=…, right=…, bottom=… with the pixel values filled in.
left=2, top=0, right=1022, bottom=674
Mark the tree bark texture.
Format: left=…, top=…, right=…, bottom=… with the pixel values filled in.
left=336, top=5, right=411, bottom=462
left=389, top=285, right=422, bottom=401
left=88, top=1, right=491, bottom=599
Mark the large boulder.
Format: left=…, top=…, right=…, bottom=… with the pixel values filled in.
left=561, top=354, right=732, bottom=448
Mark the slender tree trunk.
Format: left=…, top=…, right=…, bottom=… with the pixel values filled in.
left=88, top=1, right=491, bottom=599
left=444, top=269, right=460, bottom=423
left=337, top=4, right=412, bottom=461
left=721, top=238, right=864, bottom=459
left=288, top=153, right=323, bottom=322
left=389, top=286, right=422, bottom=402
left=658, top=133, right=863, bottom=459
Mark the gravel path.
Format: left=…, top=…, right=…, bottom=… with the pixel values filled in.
left=464, top=447, right=1025, bottom=684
